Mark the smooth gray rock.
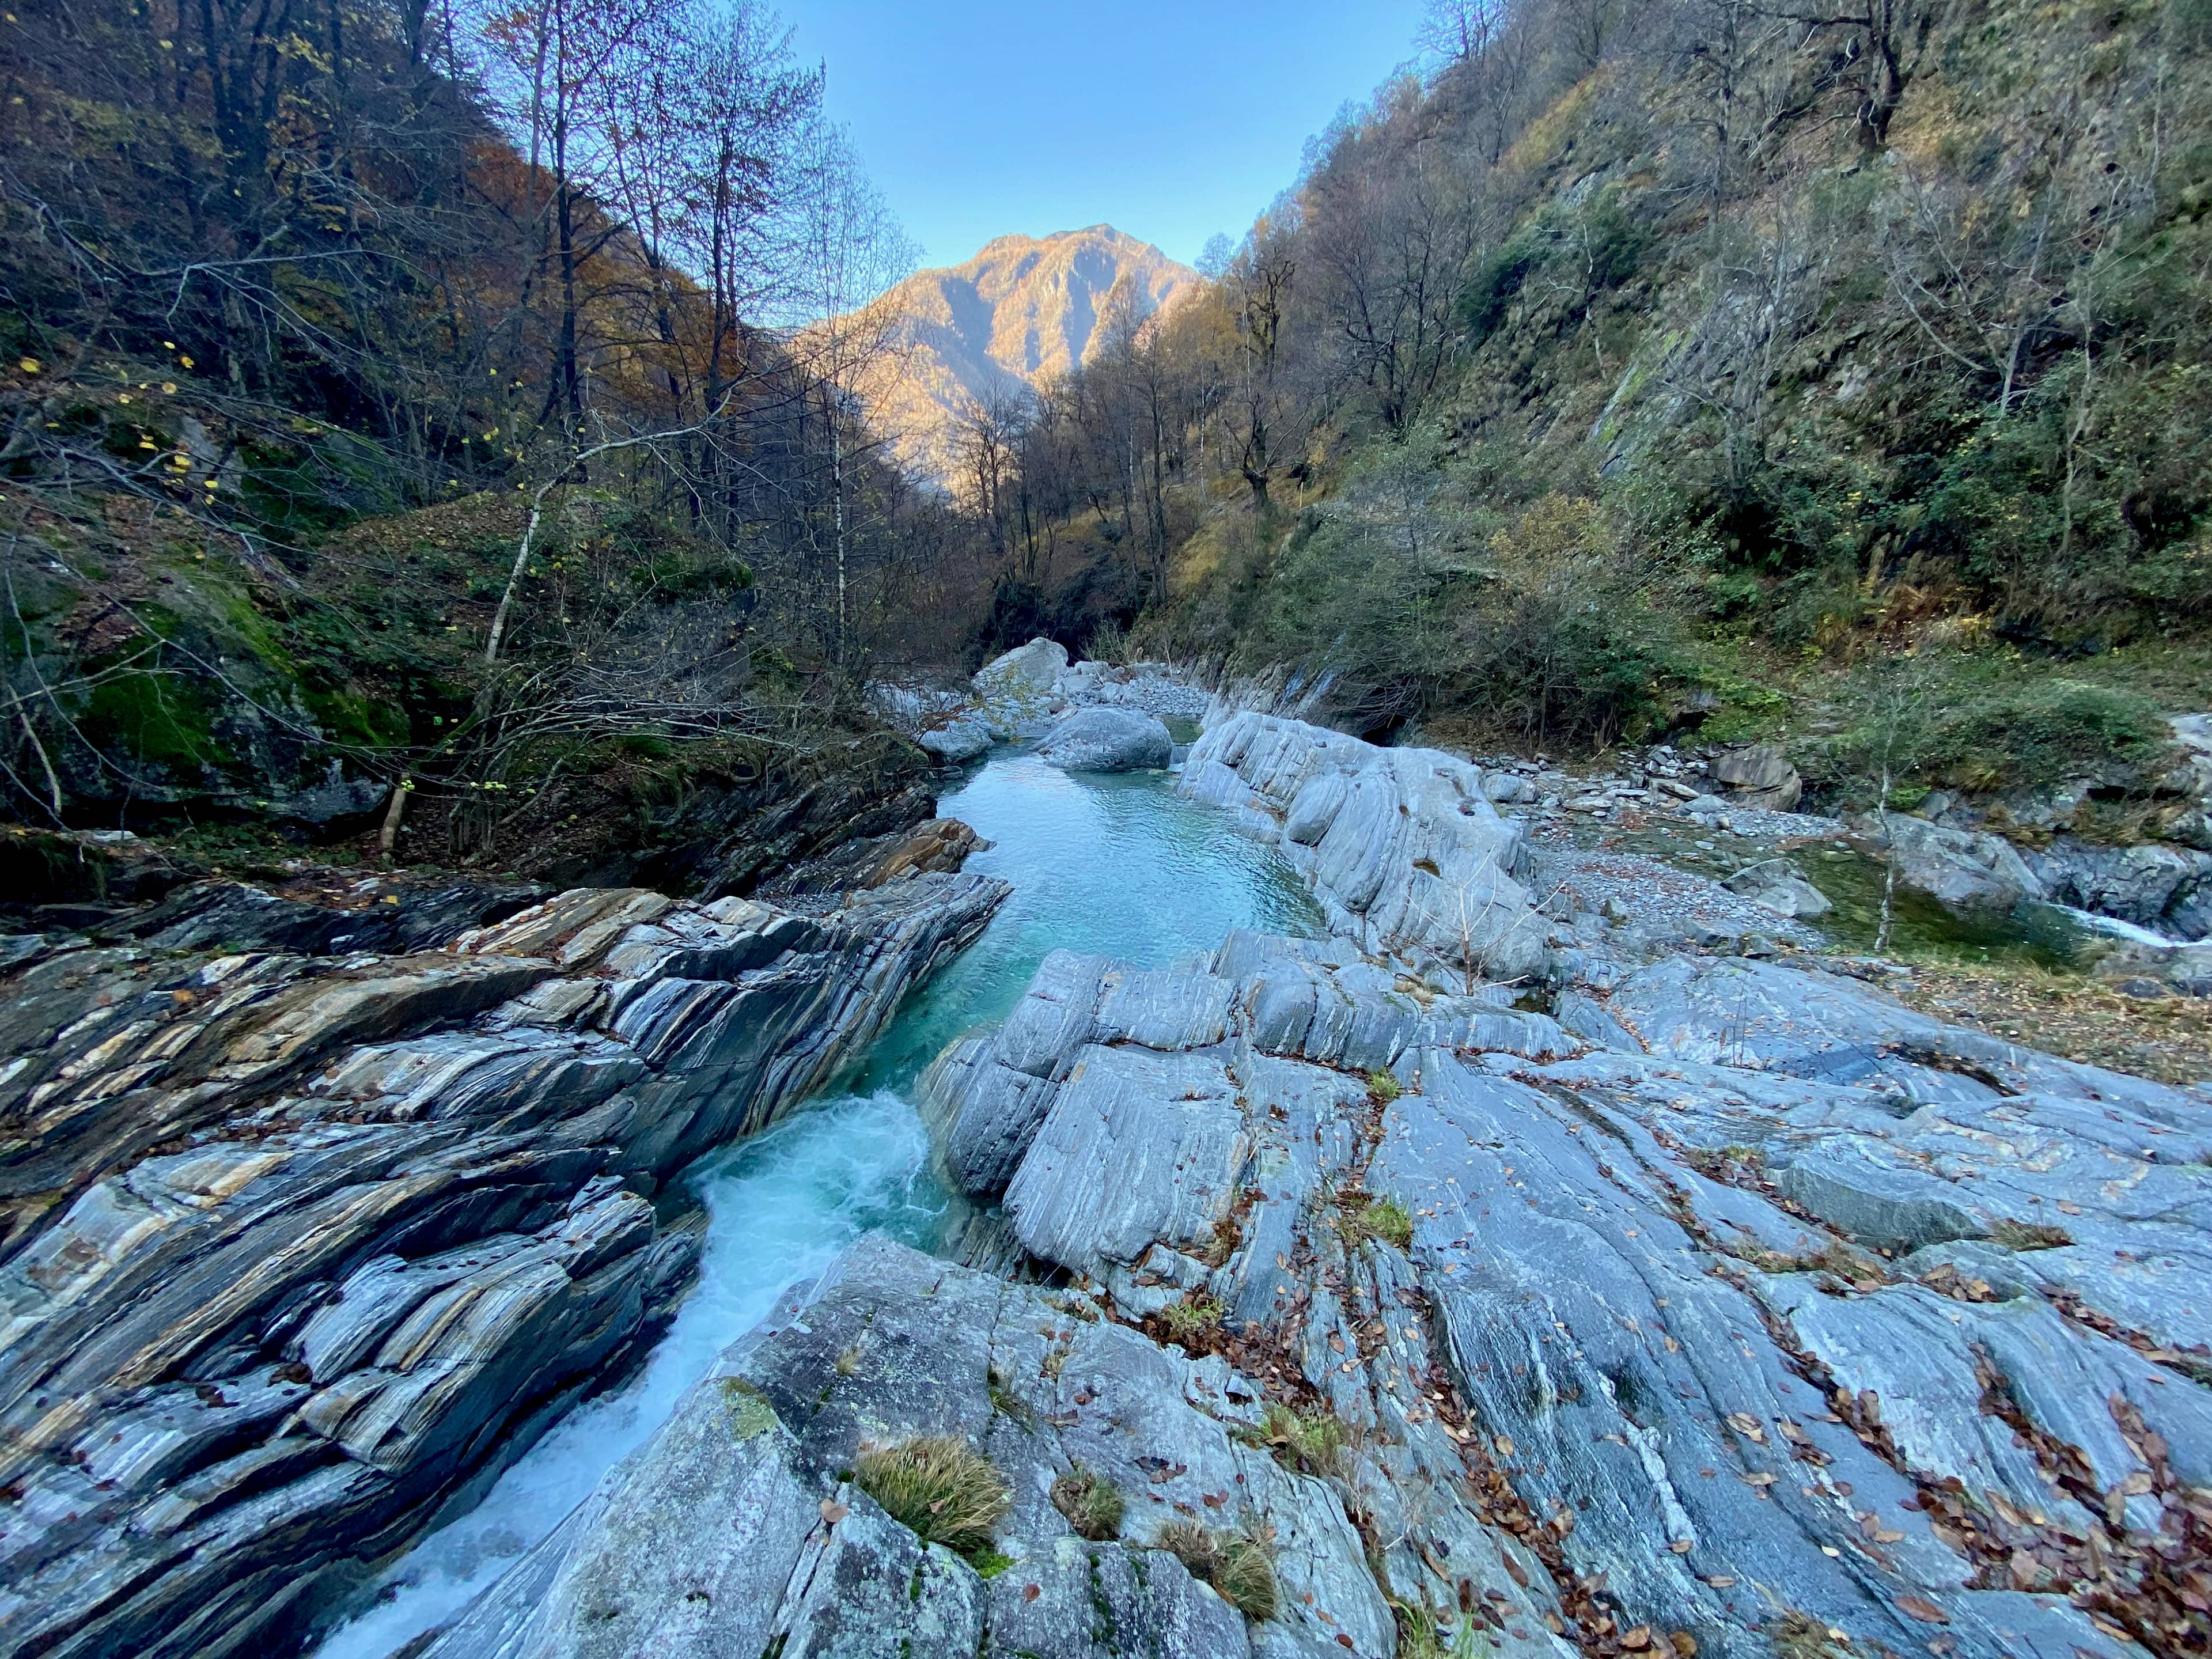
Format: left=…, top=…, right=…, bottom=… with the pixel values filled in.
left=1723, top=860, right=1833, bottom=918
left=1180, top=712, right=1547, bottom=981
left=914, top=934, right=2200, bottom=1659
left=1710, top=744, right=1803, bottom=810
left=1881, top=815, right=2039, bottom=913
left=2093, top=935, right=2212, bottom=995
left=2032, top=840, right=2212, bottom=938
left=974, top=637, right=1069, bottom=695
left=1036, top=706, right=1173, bottom=772
left=917, top=716, right=992, bottom=763
left=430, top=1236, right=1390, bottom=1659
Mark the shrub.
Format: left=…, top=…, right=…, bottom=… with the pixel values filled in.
left=1154, top=1518, right=1279, bottom=1620
left=1922, top=679, right=2169, bottom=791
left=851, top=1435, right=1011, bottom=1562
left=1050, top=1463, right=1125, bottom=1540
left=1366, top=1069, right=1403, bottom=1104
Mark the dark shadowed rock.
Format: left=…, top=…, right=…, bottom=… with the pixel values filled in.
left=1710, top=744, right=1803, bottom=810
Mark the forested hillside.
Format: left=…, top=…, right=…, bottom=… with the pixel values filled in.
left=0, top=0, right=997, bottom=893
left=7, top=0, right=2211, bottom=888
left=972, top=0, right=2212, bottom=810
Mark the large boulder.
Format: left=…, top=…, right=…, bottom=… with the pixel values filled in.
left=1709, top=744, right=1802, bottom=811
left=1036, top=706, right=1172, bottom=772
left=1880, top=815, right=2039, bottom=914
left=1722, top=859, right=1833, bottom=919
left=974, top=637, right=1069, bottom=696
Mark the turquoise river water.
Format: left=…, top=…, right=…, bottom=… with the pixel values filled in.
left=313, top=755, right=1320, bottom=1658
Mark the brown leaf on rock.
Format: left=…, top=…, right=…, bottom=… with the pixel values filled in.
left=1896, top=1596, right=1949, bottom=1625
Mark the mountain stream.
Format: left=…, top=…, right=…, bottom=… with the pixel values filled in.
left=312, top=754, right=1321, bottom=1658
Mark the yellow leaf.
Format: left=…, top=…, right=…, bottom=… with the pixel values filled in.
left=179, top=355, right=195, bottom=369
left=118, top=393, right=131, bottom=404
left=18, top=357, right=41, bottom=374
left=162, top=382, right=176, bottom=393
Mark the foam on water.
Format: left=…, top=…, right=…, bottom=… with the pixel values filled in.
left=312, top=1093, right=950, bottom=1659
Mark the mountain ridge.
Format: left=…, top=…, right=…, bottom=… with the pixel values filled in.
left=850, top=225, right=1200, bottom=488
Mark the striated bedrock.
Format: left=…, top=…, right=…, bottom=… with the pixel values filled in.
left=915, top=933, right=2211, bottom=1659
left=0, top=873, right=1006, bottom=1659
left=1180, top=712, right=1548, bottom=982
left=419, top=1233, right=1401, bottom=1659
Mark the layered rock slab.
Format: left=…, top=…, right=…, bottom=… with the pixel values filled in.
left=1180, top=711, right=1548, bottom=980
left=0, top=873, right=1005, bottom=1658
left=423, top=1234, right=1387, bottom=1659
left=920, top=932, right=2210, bottom=1659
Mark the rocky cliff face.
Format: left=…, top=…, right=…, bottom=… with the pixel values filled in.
left=0, top=872, right=1005, bottom=1657
left=846, top=226, right=1198, bottom=487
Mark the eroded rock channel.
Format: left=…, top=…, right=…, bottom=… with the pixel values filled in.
left=4, top=710, right=2209, bottom=1659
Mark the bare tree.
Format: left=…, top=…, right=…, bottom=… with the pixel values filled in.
left=1418, top=0, right=1509, bottom=65
left=782, top=114, right=918, bottom=666
left=477, top=0, right=677, bottom=431
left=1758, top=0, right=1934, bottom=148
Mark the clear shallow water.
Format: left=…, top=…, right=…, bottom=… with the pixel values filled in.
left=855, top=756, right=1321, bottom=1089
left=313, top=755, right=1319, bottom=1658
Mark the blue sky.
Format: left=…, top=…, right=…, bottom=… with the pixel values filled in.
left=783, top=1, right=1431, bottom=273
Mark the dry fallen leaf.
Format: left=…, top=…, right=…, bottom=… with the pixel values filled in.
left=1895, top=1596, right=1949, bottom=1625
left=819, top=1500, right=848, bottom=1525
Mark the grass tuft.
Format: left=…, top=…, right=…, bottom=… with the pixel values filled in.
left=1988, top=1218, right=2074, bottom=1252
left=1250, top=1402, right=1349, bottom=1478
left=1154, top=1518, right=1278, bottom=1620
left=1050, top=1462, right=1126, bottom=1540
left=1157, top=1294, right=1226, bottom=1347
left=851, top=1435, right=1011, bottom=1563
left=1368, top=1069, right=1403, bottom=1104
left=1337, top=1194, right=1415, bottom=1252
